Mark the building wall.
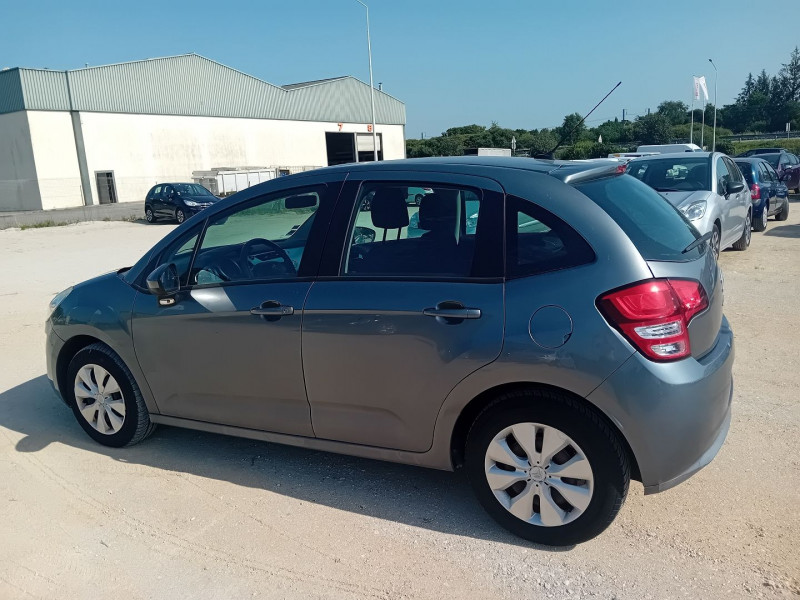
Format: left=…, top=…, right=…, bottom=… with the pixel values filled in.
left=0, top=111, right=41, bottom=211
left=75, top=112, right=406, bottom=207
left=26, top=111, right=83, bottom=209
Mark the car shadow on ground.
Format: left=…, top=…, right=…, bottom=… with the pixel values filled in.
left=0, top=375, right=575, bottom=551
left=764, top=224, right=800, bottom=238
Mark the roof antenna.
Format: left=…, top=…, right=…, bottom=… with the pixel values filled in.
left=534, top=81, right=622, bottom=160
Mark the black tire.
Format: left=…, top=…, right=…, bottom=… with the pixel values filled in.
left=732, top=210, right=751, bottom=251
left=415, top=194, right=423, bottom=206
left=465, top=389, right=630, bottom=546
left=66, top=343, right=155, bottom=448
left=145, top=206, right=156, bottom=223
left=775, top=198, right=789, bottom=221
left=710, top=224, right=721, bottom=260
left=175, top=208, right=186, bottom=224
left=752, top=204, right=768, bottom=232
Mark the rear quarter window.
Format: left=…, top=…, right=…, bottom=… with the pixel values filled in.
left=575, top=175, right=702, bottom=262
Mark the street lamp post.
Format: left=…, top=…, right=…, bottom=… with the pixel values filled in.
left=355, top=0, right=378, bottom=162
left=709, top=59, right=718, bottom=152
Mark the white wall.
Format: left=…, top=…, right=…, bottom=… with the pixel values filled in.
left=26, top=111, right=83, bottom=209
left=77, top=112, right=406, bottom=207
left=0, top=112, right=41, bottom=211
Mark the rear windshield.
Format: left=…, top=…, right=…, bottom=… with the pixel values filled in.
left=734, top=162, right=755, bottom=185
left=575, top=175, right=703, bottom=261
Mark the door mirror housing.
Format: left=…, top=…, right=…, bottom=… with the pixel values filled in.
left=727, top=181, right=745, bottom=194
left=146, top=263, right=180, bottom=297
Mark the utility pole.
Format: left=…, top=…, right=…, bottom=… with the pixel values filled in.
left=622, top=108, right=626, bottom=122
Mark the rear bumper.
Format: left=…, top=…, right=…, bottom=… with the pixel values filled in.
left=587, top=315, right=734, bottom=493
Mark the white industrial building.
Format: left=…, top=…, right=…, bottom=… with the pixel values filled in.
left=0, top=54, right=407, bottom=211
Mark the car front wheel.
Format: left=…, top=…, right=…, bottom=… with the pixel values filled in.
left=732, top=210, right=751, bottom=251
left=145, top=206, right=156, bottom=223
left=67, top=343, right=155, bottom=447
left=465, top=389, right=630, bottom=546
left=175, top=208, right=186, bottom=224
left=775, top=198, right=789, bottom=221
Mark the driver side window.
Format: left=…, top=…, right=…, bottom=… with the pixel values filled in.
left=191, top=186, right=324, bottom=286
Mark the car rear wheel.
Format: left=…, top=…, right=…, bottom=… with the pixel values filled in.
left=175, top=208, right=186, bottom=224
left=67, top=343, right=155, bottom=448
left=732, top=211, right=751, bottom=251
left=775, top=198, right=789, bottom=221
left=415, top=194, right=423, bottom=206
left=145, top=206, right=156, bottom=223
left=465, top=389, right=630, bottom=546
left=753, top=205, right=768, bottom=232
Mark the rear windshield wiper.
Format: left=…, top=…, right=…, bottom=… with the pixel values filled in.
left=682, top=230, right=713, bottom=254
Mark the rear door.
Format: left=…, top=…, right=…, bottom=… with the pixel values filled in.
left=301, top=173, right=505, bottom=452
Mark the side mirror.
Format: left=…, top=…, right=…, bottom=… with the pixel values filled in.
left=353, top=226, right=376, bottom=245
left=146, top=263, right=180, bottom=300
left=728, top=181, right=745, bottom=194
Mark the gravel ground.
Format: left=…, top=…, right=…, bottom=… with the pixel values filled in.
left=0, top=200, right=798, bottom=599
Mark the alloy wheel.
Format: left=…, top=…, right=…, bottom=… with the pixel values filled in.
left=145, top=208, right=154, bottom=222
left=745, top=212, right=752, bottom=245
left=761, top=208, right=768, bottom=230
left=484, top=422, right=594, bottom=527
left=176, top=209, right=185, bottom=224
left=711, top=228, right=721, bottom=259
left=73, top=364, right=126, bottom=435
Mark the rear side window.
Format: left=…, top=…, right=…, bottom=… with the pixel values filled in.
left=506, top=196, right=595, bottom=278
left=575, top=175, right=702, bottom=261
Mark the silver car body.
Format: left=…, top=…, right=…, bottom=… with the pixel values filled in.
left=627, top=152, right=751, bottom=251
left=46, top=157, right=733, bottom=498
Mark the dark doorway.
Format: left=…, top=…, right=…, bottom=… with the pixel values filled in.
left=325, top=132, right=356, bottom=166
left=95, top=171, right=118, bottom=204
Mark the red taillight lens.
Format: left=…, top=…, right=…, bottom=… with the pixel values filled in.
left=598, top=279, right=709, bottom=361
left=750, top=183, right=760, bottom=200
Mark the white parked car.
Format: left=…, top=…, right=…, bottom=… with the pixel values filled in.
left=627, top=152, right=752, bottom=257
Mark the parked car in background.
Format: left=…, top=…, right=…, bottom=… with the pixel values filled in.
left=735, top=147, right=789, bottom=158
left=627, top=152, right=751, bottom=258
left=733, top=157, right=790, bottom=231
left=759, top=152, right=800, bottom=193
left=145, top=183, right=220, bottom=224
left=47, top=157, right=734, bottom=546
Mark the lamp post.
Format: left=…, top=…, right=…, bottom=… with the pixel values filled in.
left=709, top=59, right=718, bottom=152
left=355, top=0, right=378, bottom=161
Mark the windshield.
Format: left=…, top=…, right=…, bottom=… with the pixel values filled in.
left=576, top=175, right=702, bottom=261
left=174, top=184, right=214, bottom=196
left=627, top=156, right=711, bottom=192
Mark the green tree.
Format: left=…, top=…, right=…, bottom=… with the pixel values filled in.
left=657, top=100, right=690, bottom=126
left=634, top=113, right=672, bottom=145
left=558, top=113, right=586, bottom=145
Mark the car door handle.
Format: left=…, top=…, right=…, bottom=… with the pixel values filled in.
left=423, top=301, right=481, bottom=321
left=250, top=301, right=294, bottom=317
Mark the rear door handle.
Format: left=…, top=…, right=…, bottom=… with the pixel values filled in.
left=250, top=301, right=294, bottom=318
left=423, top=307, right=481, bottom=319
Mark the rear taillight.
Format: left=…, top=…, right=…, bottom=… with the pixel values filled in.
left=750, top=183, right=760, bottom=200
left=597, top=279, right=709, bottom=361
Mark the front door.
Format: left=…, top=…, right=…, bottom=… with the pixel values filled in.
left=132, top=181, right=340, bottom=436
left=302, top=175, right=505, bottom=452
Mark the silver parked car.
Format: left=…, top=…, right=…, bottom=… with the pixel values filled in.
left=627, top=152, right=752, bottom=258
left=46, top=157, right=733, bottom=545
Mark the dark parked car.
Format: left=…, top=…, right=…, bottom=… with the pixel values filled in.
left=145, top=183, right=219, bottom=224
left=735, top=147, right=788, bottom=158
left=46, top=157, right=733, bottom=545
left=759, top=152, right=800, bottom=193
left=734, top=157, right=790, bottom=230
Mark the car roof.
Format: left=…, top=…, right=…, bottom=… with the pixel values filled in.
left=314, top=156, right=623, bottom=184
left=629, top=151, right=714, bottom=161
left=734, top=156, right=768, bottom=163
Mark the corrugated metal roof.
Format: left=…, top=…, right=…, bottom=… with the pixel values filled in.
left=282, top=77, right=348, bottom=90
left=0, top=69, right=25, bottom=113
left=0, top=54, right=405, bottom=124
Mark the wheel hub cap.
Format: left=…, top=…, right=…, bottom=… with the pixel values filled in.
left=74, top=364, right=126, bottom=435
left=484, top=422, right=594, bottom=527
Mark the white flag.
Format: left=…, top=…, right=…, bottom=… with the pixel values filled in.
left=694, top=76, right=709, bottom=102
left=598, top=134, right=603, bottom=143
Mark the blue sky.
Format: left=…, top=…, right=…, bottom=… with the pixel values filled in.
left=2, top=0, right=799, bottom=137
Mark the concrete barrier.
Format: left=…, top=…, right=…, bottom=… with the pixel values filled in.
left=0, top=202, right=145, bottom=230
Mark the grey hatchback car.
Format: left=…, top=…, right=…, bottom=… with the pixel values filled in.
left=46, top=157, right=733, bottom=545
